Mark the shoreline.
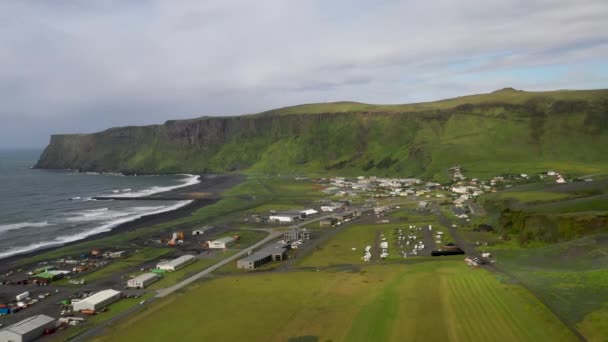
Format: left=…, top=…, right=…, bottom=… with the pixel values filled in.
left=1, top=173, right=245, bottom=268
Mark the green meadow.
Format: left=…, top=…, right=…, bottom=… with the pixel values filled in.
left=94, top=261, right=575, bottom=342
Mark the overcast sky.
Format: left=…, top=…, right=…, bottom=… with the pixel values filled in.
left=1, top=0, right=608, bottom=148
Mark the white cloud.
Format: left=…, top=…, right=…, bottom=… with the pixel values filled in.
left=0, top=0, right=607, bottom=147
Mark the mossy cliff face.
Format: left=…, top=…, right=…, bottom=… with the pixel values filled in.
left=35, top=89, right=608, bottom=179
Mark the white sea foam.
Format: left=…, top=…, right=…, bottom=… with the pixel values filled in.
left=111, top=174, right=200, bottom=198
left=0, top=221, right=54, bottom=233
left=64, top=208, right=132, bottom=222
left=0, top=200, right=193, bottom=259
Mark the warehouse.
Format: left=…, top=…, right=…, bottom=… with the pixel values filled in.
left=127, top=273, right=160, bottom=288
left=300, top=209, right=318, bottom=216
left=72, top=289, right=121, bottom=312
left=207, top=236, right=238, bottom=249
left=0, top=314, right=56, bottom=342
left=269, top=211, right=302, bottom=222
left=261, top=244, right=289, bottom=261
left=156, top=254, right=196, bottom=271
left=236, top=252, right=273, bottom=270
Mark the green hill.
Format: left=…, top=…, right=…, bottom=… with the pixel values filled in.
left=35, top=88, right=608, bottom=180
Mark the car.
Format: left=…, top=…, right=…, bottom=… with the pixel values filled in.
left=139, top=300, right=146, bottom=305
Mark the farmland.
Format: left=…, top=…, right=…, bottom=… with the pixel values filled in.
left=94, top=261, right=575, bottom=342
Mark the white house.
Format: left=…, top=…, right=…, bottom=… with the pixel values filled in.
left=451, top=186, right=469, bottom=194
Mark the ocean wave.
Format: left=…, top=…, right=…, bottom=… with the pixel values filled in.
left=110, top=174, right=200, bottom=198
left=64, top=208, right=132, bottom=222
left=0, top=200, right=193, bottom=260
left=0, top=221, right=54, bottom=233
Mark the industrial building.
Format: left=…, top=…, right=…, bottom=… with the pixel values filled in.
left=236, top=243, right=289, bottom=270
left=300, top=209, right=318, bottom=216
left=156, top=255, right=196, bottom=271
left=0, top=315, right=56, bottom=342
left=269, top=210, right=303, bottom=222
left=72, top=289, right=121, bottom=312
left=262, top=244, right=289, bottom=261
left=127, top=273, right=160, bottom=288
left=237, top=253, right=272, bottom=270
left=283, top=228, right=310, bottom=241
left=207, top=236, right=238, bottom=249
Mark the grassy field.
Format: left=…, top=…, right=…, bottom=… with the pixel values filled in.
left=485, top=191, right=573, bottom=203
left=94, top=261, right=575, bottom=342
left=492, top=233, right=608, bottom=341
left=298, top=213, right=448, bottom=267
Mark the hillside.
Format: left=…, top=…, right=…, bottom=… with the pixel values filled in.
left=35, top=88, right=608, bottom=180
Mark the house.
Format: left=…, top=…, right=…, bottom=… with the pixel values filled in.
left=208, top=236, right=238, bottom=249
left=453, top=207, right=469, bottom=219
left=451, top=186, right=469, bottom=194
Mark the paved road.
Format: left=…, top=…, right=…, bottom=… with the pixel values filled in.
left=155, top=212, right=337, bottom=298
left=69, top=210, right=374, bottom=341
left=155, top=230, right=283, bottom=298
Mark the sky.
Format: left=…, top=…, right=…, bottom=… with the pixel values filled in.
left=1, top=0, right=607, bottom=148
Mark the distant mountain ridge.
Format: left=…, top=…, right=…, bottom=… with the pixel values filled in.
left=35, top=88, right=608, bottom=180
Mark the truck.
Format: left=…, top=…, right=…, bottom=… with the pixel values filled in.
left=16, top=291, right=30, bottom=301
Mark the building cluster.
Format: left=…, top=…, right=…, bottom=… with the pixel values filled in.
left=314, top=176, right=441, bottom=199
left=0, top=288, right=127, bottom=341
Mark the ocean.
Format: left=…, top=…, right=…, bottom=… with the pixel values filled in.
left=0, top=149, right=198, bottom=260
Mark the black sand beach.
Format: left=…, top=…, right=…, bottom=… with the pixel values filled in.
left=0, top=173, right=245, bottom=269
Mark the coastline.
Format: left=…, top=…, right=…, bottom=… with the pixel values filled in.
left=0, top=173, right=245, bottom=268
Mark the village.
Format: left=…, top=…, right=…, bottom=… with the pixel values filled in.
left=0, top=166, right=582, bottom=341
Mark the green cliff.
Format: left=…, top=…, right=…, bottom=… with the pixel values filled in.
left=35, top=88, right=608, bottom=180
